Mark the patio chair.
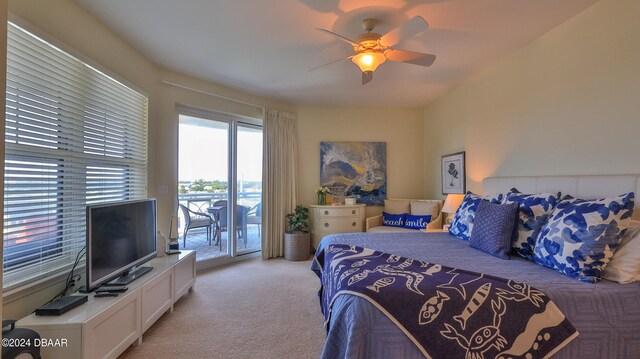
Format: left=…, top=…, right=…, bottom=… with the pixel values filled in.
left=216, top=205, right=249, bottom=247
left=246, top=203, right=262, bottom=238
left=187, top=199, right=212, bottom=213
left=179, top=204, right=215, bottom=248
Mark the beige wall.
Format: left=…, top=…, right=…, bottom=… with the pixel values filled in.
left=423, top=0, right=640, bottom=199
left=9, top=0, right=158, bottom=93
left=297, top=106, right=425, bottom=218
left=4, top=0, right=290, bottom=319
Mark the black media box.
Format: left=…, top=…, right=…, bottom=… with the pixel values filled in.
left=35, top=295, right=88, bottom=316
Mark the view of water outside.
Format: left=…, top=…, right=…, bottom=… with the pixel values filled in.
left=178, top=119, right=262, bottom=208
left=178, top=118, right=263, bottom=259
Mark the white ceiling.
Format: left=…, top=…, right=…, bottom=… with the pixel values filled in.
left=75, top=0, right=599, bottom=107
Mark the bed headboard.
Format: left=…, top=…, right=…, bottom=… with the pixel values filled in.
left=483, top=175, right=640, bottom=220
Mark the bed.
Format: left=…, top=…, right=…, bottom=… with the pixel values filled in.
left=312, top=175, right=640, bottom=359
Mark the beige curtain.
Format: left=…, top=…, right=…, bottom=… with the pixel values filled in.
left=262, top=109, right=298, bottom=259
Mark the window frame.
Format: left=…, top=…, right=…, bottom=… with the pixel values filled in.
left=3, top=16, right=149, bottom=294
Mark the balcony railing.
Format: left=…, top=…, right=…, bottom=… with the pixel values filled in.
left=178, top=192, right=261, bottom=213
left=176, top=192, right=262, bottom=260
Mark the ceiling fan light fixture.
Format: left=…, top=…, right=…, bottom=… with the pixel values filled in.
left=352, top=51, right=386, bottom=73
left=314, top=16, right=433, bottom=84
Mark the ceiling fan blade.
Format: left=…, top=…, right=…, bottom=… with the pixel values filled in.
left=362, top=71, right=373, bottom=85
left=384, top=49, right=436, bottom=67
left=316, top=28, right=360, bottom=47
left=308, top=55, right=354, bottom=72
left=378, top=16, right=428, bottom=48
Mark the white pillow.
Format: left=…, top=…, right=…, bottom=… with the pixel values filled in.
left=410, top=200, right=440, bottom=218
left=603, top=220, right=640, bottom=284
left=384, top=199, right=410, bottom=215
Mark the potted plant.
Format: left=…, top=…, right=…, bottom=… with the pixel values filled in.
left=284, top=205, right=310, bottom=261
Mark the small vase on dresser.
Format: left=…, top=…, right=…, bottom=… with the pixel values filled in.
left=309, top=204, right=366, bottom=249
left=316, top=186, right=330, bottom=205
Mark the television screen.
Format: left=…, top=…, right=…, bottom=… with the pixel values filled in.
left=87, top=199, right=157, bottom=290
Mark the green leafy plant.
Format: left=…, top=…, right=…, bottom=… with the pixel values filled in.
left=286, top=205, right=309, bottom=233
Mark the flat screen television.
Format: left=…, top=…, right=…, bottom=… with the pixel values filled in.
left=86, top=199, right=157, bottom=291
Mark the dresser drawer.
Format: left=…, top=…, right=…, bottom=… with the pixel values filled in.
left=318, top=218, right=361, bottom=231
left=319, top=207, right=361, bottom=217
left=310, top=205, right=366, bottom=249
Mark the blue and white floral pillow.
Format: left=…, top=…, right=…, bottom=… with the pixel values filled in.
left=448, top=192, right=504, bottom=241
left=505, top=190, right=559, bottom=260
left=533, top=192, right=635, bottom=283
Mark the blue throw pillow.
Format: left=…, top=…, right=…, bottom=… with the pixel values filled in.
left=504, top=190, right=560, bottom=260
left=404, top=214, right=432, bottom=230
left=470, top=201, right=519, bottom=259
left=382, top=212, right=406, bottom=228
left=449, top=192, right=504, bottom=241
left=533, top=192, right=635, bottom=283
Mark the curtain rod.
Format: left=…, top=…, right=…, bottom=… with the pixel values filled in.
left=161, top=80, right=265, bottom=111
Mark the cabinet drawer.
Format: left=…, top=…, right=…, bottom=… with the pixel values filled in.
left=319, top=207, right=360, bottom=217
left=142, top=268, right=173, bottom=333
left=83, top=290, right=141, bottom=359
left=318, top=218, right=361, bottom=231
left=174, top=254, right=196, bottom=300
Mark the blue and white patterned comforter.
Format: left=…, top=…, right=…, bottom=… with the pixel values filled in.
left=312, top=232, right=640, bottom=359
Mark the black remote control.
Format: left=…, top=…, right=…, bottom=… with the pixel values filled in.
left=96, top=286, right=128, bottom=293
left=94, top=293, right=119, bottom=298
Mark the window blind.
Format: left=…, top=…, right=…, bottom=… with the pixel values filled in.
left=3, top=22, right=148, bottom=289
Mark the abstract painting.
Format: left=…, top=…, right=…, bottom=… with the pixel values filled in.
left=320, top=142, right=386, bottom=206
left=441, top=151, right=466, bottom=194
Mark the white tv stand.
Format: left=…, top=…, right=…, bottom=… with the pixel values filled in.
left=17, top=250, right=196, bottom=359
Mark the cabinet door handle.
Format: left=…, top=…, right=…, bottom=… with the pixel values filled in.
left=352, top=210, right=356, bottom=214
left=352, top=222, right=356, bottom=227
left=324, top=223, right=329, bottom=228
left=324, top=210, right=329, bottom=215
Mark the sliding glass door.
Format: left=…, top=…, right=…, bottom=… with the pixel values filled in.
left=178, top=116, right=229, bottom=263
left=178, top=111, right=262, bottom=266
left=235, top=125, right=263, bottom=254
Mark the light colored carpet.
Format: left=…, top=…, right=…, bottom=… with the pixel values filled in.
left=119, top=258, right=326, bottom=359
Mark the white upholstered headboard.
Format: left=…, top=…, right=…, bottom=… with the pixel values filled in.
left=483, top=175, right=640, bottom=220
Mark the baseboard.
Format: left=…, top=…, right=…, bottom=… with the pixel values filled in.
left=195, top=251, right=261, bottom=272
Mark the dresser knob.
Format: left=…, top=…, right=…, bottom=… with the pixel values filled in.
left=352, top=210, right=356, bottom=214
left=324, top=210, right=329, bottom=215
left=352, top=222, right=356, bottom=227
left=324, top=223, right=329, bottom=228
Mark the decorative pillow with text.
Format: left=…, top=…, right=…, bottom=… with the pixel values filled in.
left=382, top=212, right=406, bottom=228
left=404, top=214, right=432, bottom=230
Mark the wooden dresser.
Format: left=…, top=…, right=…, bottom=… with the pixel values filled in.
left=309, top=204, right=366, bottom=249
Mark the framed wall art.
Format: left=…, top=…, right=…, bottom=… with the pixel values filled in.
left=320, top=142, right=386, bottom=205
left=441, top=151, right=466, bottom=195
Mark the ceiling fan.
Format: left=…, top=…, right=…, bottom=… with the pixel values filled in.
left=312, top=16, right=436, bottom=85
